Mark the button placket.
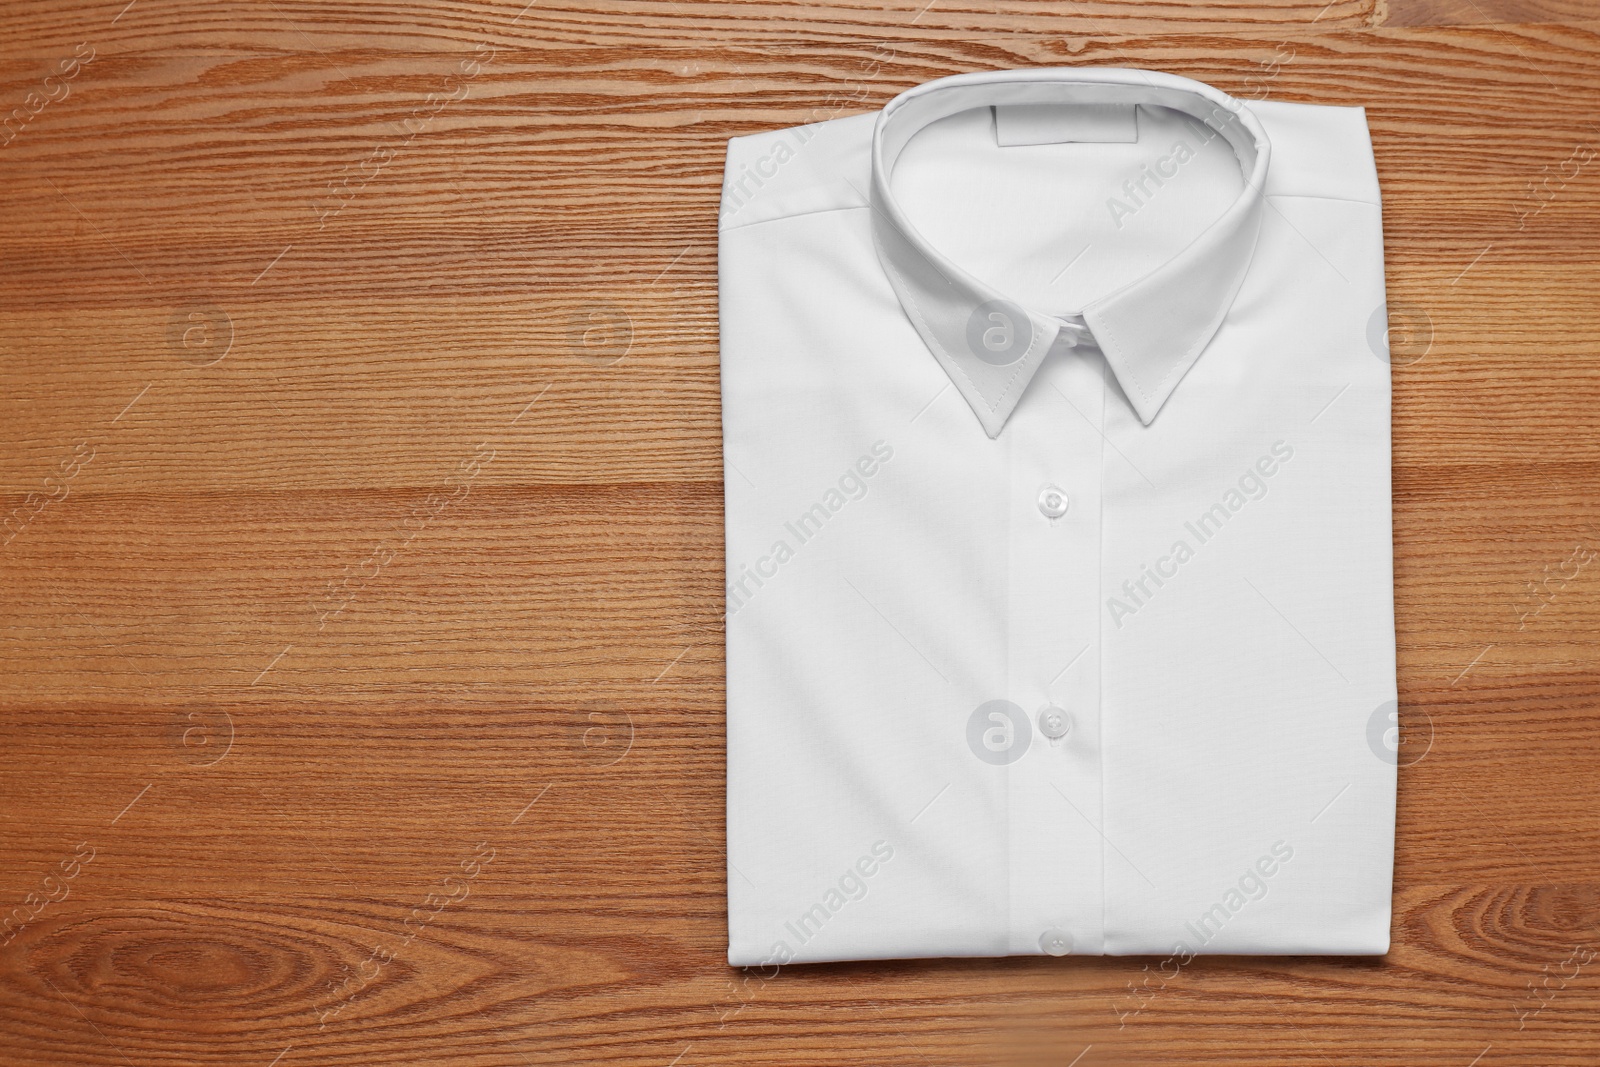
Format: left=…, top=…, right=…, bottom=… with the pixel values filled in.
left=1004, top=346, right=1107, bottom=956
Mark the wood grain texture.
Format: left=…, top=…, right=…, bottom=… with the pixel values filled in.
left=2, top=0, right=1599, bottom=1063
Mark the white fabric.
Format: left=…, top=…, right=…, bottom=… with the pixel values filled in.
left=719, top=67, right=1396, bottom=966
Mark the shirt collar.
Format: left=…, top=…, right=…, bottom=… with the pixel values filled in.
left=869, top=67, right=1272, bottom=438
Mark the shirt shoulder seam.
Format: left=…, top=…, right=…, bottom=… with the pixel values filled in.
left=719, top=202, right=867, bottom=233
left=1265, top=191, right=1381, bottom=208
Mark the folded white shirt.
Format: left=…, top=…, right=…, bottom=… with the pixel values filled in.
left=719, top=66, right=1397, bottom=965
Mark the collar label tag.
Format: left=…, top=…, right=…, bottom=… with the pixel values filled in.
left=994, top=103, right=1138, bottom=146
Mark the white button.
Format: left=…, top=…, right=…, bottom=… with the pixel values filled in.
left=1039, top=928, right=1072, bottom=956
left=1037, top=706, right=1071, bottom=740
left=1055, top=318, right=1093, bottom=350
left=1037, top=485, right=1069, bottom=519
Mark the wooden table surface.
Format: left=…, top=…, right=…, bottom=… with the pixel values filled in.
left=3, top=1, right=1599, bottom=1064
